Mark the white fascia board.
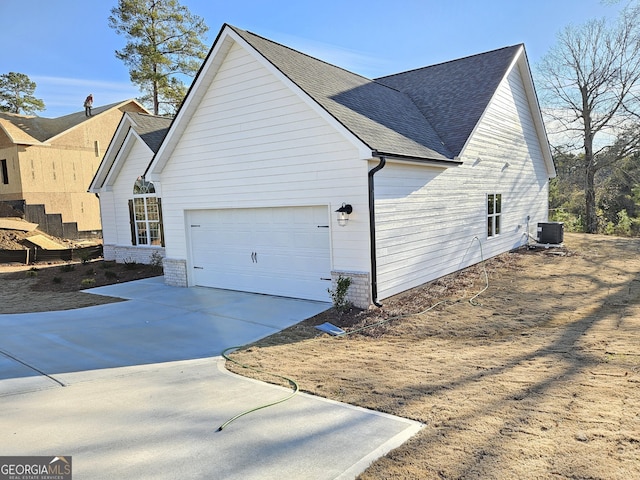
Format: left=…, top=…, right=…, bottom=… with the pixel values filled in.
left=229, top=29, right=371, bottom=160
left=89, top=113, right=136, bottom=192
left=517, top=51, right=556, bottom=178
left=90, top=112, right=152, bottom=192
left=381, top=156, right=462, bottom=169
left=102, top=129, right=152, bottom=189
left=148, top=29, right=236, bottom=176
left=457, top=46, right=524, bottom=160
left=149, top=26, right=371, bottom=176
left=457, top=46, right=556, bottom=179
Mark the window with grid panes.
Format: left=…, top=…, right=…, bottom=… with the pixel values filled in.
left=487, top=193, right=502, bottom=238
left=131, top=178, right=163, bottom=246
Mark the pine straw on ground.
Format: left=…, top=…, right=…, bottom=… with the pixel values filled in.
left=226, top=233, right=640, bottom=480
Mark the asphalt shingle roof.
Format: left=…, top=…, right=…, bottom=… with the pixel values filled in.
left=376, top=45, right=522, bottom=157
left=0, top=101, right=141, bottom=144
left=129, top=112, right=172, bottom=153
left=230, top=25, right=521, bottom=161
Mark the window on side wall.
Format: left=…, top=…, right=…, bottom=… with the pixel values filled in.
left=487, top=193, right=502, bottom=238
left=1, top=159, right=8, bottom=185
left=128, top=178, right=164, bottom=246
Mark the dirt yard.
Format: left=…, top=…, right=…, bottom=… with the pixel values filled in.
left=225, top=233, right=640, bottom=479
left=0, top=260, right=161, bottom=313
left=1, top=233, right=639, bottom=479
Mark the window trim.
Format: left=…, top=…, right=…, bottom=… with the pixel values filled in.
left=487, top=193, right=502, bottom=238
left=129, top=179, right=164, bottom=247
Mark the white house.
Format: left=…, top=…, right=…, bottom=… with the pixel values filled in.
left=90, top=112, right=171, bottom=264
left=90, top=24, right=555, bottom=308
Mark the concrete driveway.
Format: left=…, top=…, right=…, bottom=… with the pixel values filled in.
left=0, top=277, right=422, bottom=479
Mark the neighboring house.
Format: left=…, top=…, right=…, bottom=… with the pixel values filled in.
left=0, top=100, right=147, bottom=238
left=90, top=112, right=172, bottom=264
left=90, top=24, right=556, bottom=308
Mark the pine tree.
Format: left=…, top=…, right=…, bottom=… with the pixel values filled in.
left=0, top=72, right=45, bottom=115
left=109, top=0, right=209, bottom=115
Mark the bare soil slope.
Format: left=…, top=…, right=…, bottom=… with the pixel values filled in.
left=226, top=233, right=640, bottom=479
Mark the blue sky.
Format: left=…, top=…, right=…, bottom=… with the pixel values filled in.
left=0, top=0, right=627, bottom=117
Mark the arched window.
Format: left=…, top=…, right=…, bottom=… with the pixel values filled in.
left=129, top=177, right=163, bottom=246
left=134, top=177, right=156, bottom=194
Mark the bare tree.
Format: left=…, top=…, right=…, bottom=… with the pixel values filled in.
left=537, top=7, right=640, bottom=233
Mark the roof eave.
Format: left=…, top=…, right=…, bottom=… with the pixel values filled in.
left=89, top=113, right=139, bottom=192
left=48, top=99, right=147, bottom=144
left=372, top=150, right=462, bottom=168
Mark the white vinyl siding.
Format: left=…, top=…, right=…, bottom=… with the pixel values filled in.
left=375, top=63, right=549, bottom=300
left=101, top=138, right=155, bottom=246
left=158, top=42, right=371, bottom=280
left=487, top=193, right=502, bottom=238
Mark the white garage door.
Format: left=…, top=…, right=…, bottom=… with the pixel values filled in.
left=188, top=206, right=331, bottom=302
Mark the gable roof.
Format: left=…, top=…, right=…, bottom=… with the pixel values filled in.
left=0, top=100, right=147, bottom=146
left=89, top=112, right=172, bottom=192
left=231, top=26, right=454, bottom=161
left=375, top=45, right=522, bottom=157
left=150, top=24, right=554, bottom=175
left=128, top=112, right=173, bottom=152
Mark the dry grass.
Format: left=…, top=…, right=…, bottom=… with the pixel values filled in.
left=226, top=233, right=640, bottom=479
left=2, top=234, right=639, bottom=478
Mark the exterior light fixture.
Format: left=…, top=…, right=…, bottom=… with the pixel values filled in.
left=335, top=203, right=353, bottom=227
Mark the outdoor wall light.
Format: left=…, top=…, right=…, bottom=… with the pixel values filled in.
left=335, top=203, right=353, bottom=227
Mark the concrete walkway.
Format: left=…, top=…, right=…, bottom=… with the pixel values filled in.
left=0, top=278, right=422, bottom=479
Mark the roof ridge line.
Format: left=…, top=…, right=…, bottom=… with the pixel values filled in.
left=229, top=25, right=375, bottom=83
left=230, top=24, right=453, bottom=159
left=375, top=44, right=523, bottom=81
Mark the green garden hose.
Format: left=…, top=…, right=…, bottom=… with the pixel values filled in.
left=337, top=236, right=489, bottom=337
left=217, top=237, right=489, bottom=429
left=217, top=346, right=300, bottom=431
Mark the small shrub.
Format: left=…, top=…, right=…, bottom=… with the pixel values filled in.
left=123, top=258, right=138, bottom=270
left=85, top=267, right=95, bottom=276
left=81, top=278, right=96, bottom=287
left=25, top=269, right=38, bottom=277
left=100, top=261, right=115, bottom=269
left=52, top=277, right=63, bottom=284
left=328, top=275, right=352, bottom=312
left=615, top=210, right=633, bottom=237
left=149, top=250, right=164, bottom=273
left=61, top=263, right=75, bottom=272
left=80, top=252, right=92, bottom=264
left=104, top=270, right=118, bottom=279
left=550, top=208, right=584, bottom=233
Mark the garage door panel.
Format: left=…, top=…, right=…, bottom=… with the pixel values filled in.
left=188, top=207, right=331, bottom=301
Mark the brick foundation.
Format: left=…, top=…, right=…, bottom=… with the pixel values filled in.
left=331, top=270, right=370, bottom=309
left=163, top=257, right=188, bottom=287
left=103, top=244, right=165, bottom=265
